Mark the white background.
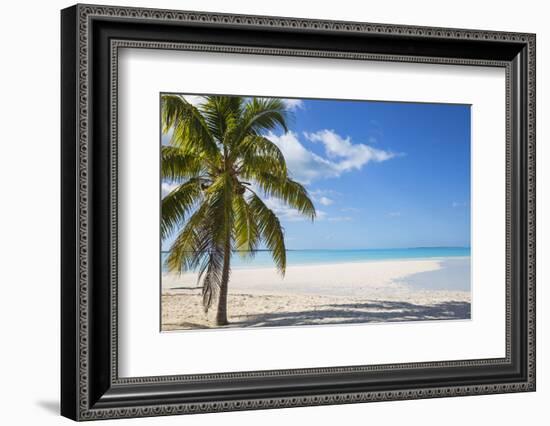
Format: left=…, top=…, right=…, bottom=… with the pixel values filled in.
left=0, top=0, right=547, bottom=425
left=119, top=50, right=505, bottom=377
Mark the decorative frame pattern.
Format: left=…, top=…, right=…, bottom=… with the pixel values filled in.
left=61, top=4, right=536, bottom=421
left=110, top=40, right=512, bottom=384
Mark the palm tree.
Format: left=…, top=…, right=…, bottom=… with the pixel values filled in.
left=161, top=95, right=316, bottom=326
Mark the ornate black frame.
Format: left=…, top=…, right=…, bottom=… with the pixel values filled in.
left=61, top=4, right=536, bottom=421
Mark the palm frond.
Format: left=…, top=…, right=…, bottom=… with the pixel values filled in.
left=161, top=178, right=203, bottom=239
left=161, top=146, right=205, bottom=181
left=196, top=172, right=235, bottom=312
left=204, top=172, right=235, bottom=241
left=161, top=95, right=319, bottom=320
left=161, top=95, right=219, bottom=160
left=165, top=203, right=211, bottom=274
left=249, top=173, right=316, bottom=220
left=197, top=247, right=225, bottom=313
left=200, top=96, right=244, bottom=144
left=248, top=192, right=286, bottom=274
left=231, top=135, right=286, bottom=172
left=238, top=97, right=289, bottom=137
left=233, top=194, right=260, bottom=256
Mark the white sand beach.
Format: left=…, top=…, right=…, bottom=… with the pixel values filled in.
left=161, top=257, right=471, bottom=330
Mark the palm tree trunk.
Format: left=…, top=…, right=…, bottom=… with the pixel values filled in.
left=214, top=239, right=231, bottom=326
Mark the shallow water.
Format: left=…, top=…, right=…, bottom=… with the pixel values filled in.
left=161, top=247, right=470, bottom=272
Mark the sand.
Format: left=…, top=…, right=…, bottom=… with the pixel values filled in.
left=161, top=258, right=471, bottom=330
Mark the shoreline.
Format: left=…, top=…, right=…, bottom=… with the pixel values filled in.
left=161, top=257, right=471, bottom=330
left=194, top=255, right=472, bottom=272
left=162, top=255, right=471, bottom=274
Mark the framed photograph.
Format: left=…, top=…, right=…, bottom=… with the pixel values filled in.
left=61, top=4, right=536, bottom=421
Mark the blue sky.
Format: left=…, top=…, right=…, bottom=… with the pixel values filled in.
left=162, top=96, right=471, bottom=250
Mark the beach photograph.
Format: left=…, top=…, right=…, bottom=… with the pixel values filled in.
left=160, top=94, right=471, bottom=331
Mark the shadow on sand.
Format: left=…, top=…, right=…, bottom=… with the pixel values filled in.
left=234, top=300, right=470, bottom=328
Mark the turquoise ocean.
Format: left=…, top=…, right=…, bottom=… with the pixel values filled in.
left=161, top=247, right=470, bottom=273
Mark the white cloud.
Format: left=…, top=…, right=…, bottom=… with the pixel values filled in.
left=304, top=129, right=395, bottom=172
left=388, top=212, right=401, bottom=217
left=264, top=131, right=331, bottom=184
left=327, top=216, right=353, bottom=222
left=254, top=181, right=342, bottom=222
left=262, top=197, right=321, bottom=222
left=310, top=189, right=339, bottom=197
left=265, top=130, right=396, bottom=184
left=260, top=192, right=359, bottom=223
left=317, top=210, right=328, bottom=220
left=341, top=207, right=360, bottom=213
left=318, top=196, right=333, bottom=206
left=308, top=190, right=337, bottom=209
left=282, top=98, right=305, bottom=111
